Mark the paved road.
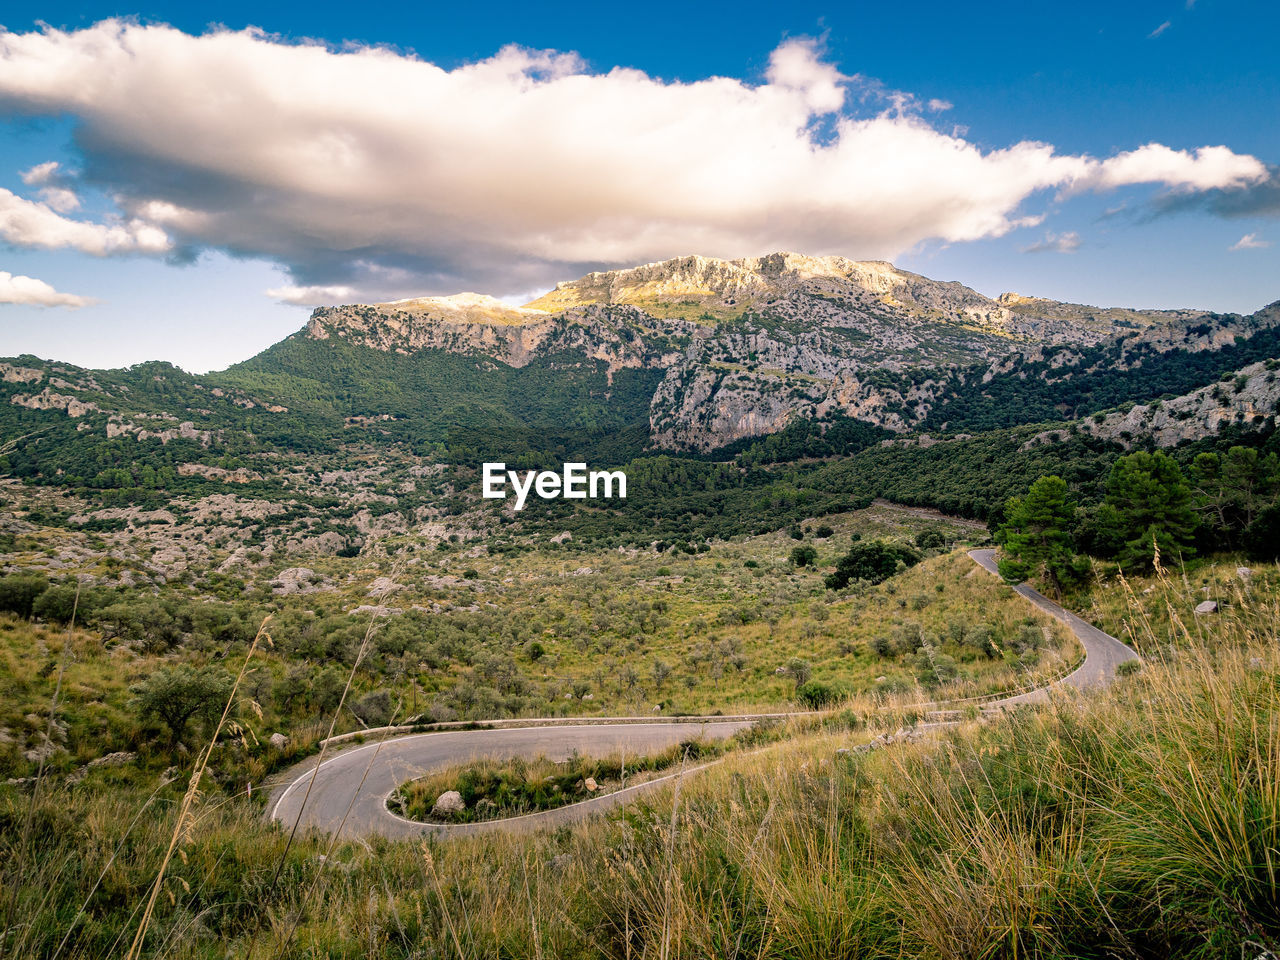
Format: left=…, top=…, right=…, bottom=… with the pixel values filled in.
left=968, top=549, right=1139, bottom=705
left=269, top=549, right=1138, bottom=839
left=270, top=720, right=754, bottom=839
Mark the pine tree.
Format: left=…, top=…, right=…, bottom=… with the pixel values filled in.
left=1104, top=451, right=1198, bottom=570
left=997, top=475, right=1088, bottom=596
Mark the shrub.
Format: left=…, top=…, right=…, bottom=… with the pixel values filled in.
left=825, top=540, right=921, bottom=589
left=796, top=679, right=838, bottom=709
left=789, top=545, right=818, bottom=568
left=0, top=573, right=48, bottom=618
left=352, top=689, right=394, bottom=726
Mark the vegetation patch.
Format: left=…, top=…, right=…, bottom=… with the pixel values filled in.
left=389, top=736, right=729, bottom=823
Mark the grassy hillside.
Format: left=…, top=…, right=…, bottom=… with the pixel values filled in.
left=1, top=557, right=1275, bottom=958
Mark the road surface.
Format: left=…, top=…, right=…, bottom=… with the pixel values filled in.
left=967, top=549, right=1139, bottom=705
left=268, top=549, right=1138, bottom=839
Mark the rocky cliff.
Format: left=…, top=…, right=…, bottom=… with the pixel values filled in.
left=256, top=255, right=1278, bottom=452
left=1020, top=360, right=1280, bottom=451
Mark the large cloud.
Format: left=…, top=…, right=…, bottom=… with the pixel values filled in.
left=0, top=21, right=1268, bottom=300
left=0, top=270, right=94, bottom=307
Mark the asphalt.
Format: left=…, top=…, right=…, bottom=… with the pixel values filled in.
left=268, top=549, right=1139, bottom=839
left=967, top=548, right=1140, bottom=705
left=269, top=720, right=754, bottom=839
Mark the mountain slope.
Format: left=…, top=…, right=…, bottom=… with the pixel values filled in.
left=2, top=253, right=1275, bottom=474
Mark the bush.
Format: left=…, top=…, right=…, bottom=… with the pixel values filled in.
left=796, top=680, right=838, bottom=709
left=914, top=529, right=946, bottom=550
left=789, top=545, right=818, bottom=568
left=825, top=540, right=921, bottom=589
left=352, top=689, right=394, bottom=726
left=0, top=573, right=48, bottom=619
left=32, top=584, right=92, bottom=624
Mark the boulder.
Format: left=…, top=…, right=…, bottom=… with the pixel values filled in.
left=432, top=790, right=465, bottom=817
left=366, top=576, right=403, bottom=598
left=583, top=777, right=598, bottom=792
left=1194, top=600, right=1219, bottom=615
left=268, top=733, right=290, bottom=750
left=271, top=567, right=319, bottom=596
left=89, top=750, right=135, bottom=768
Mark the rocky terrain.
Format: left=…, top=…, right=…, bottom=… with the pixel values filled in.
left=3, top=251, right=1277, bottom=476
left=297, top=252, right=1268, bottom=450
left=1020, top=359, right=1280, bottom=451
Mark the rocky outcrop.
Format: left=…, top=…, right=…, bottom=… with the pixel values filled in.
left=177, top=463, right=262, bottom=483
left=1, top=362, right=44, bottom=384
left=1021, top=360, right=1280, bottom=450
left=303, top=252, right=1242, bottom=452
left=10, top=387, right=99, bottom=418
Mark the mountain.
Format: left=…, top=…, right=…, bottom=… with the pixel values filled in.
left=3, top=252, right=1276, bottom=478
left=298, top=252, right=1268, bottom=451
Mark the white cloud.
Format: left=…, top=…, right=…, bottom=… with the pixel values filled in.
left=266, top=283, right=357, bottom=305
left=0, top=270, right=94, bottom=307
left=1149, top=21, right=1172, bottom=38
left=37, top=186, right=80, bottom=212
left=1230, top=233, right=1271, bottom=250
left=926, top=98, right=953, bottom=112
left=1081, top=144, right=1263, bottom=193
left=0, top=21, right=1267, bottom=299
left=1022, top=231, right=1081, bottom=254
left=0, top=188, right=171, bottom=255
left=765, top=38, right=847, bottom=113
left=20, top=160, right=62, bottom=185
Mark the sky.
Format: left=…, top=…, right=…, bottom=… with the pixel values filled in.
left=0, top=1, right=1277, bottom=373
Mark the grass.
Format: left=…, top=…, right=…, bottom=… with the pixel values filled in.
left=0, top=556, right=1275, bottom=957
left=1, top=500, right=1062, bottom=780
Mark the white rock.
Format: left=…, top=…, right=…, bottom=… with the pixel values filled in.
left=1194, top=600, right=1219, bottom=615
left=432, top=790, right=465, bottom=816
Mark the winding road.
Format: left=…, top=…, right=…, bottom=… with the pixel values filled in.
left=268, top=549, right=1138, bottom=839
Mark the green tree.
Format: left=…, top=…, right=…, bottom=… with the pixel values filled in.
left=1105, top=451, right=1198, bottom=570
left=996, top=475, right=1089, bottom=596
left=0, top=573, right=49, bottom=619
left=824, top=541, right=920, bottom=589
left=784, top=657, right=812, bottom=692
left=130, top=665, right=235, bottom=746
left=788, top=545, right=818, bottom=568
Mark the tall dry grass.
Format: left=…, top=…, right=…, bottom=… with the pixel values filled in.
left=2, top=561, right=1277, bottom=958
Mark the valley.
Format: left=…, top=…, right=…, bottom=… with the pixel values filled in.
left=1, top=251, right=1277, bottom=958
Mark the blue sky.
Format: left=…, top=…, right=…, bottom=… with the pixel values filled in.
left=0, top=1, right=1277, bottom=372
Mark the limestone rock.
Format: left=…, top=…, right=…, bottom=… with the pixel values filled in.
left=432, top=790, right=465, bottom=817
